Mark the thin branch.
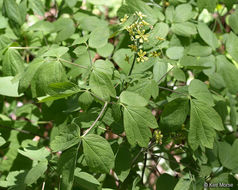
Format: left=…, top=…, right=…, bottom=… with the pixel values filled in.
left=9, top=47, right=41, bottom=50
left=122, top=53, right=137, bottom=90
left=42, top=182, right=45, bottom=190
left=157, top=66, right=174, bottom=84
left=89, top=91, right=115, bottom=104
left=128, top=53, right=137, bottom=76
left=0, top=125, right=49, bottom=139
left=141, top=152, right=148, bottom=185
left=152, top=154, right=199, bottom=172
left=82, top=102, right=108, bottom=137
left=158, top=86, right=188, bottom=96
left=85, top=43, right=93, bottom=67
left=59, top=58, right=88, bottom=69
left=131, top=148, right=144, bottom=166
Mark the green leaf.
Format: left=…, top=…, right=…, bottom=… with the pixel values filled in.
left=0, top=171, right=26, bottom=188
left=171, top=22, right=197, bottom=37
left=53, top=18, right=75, bottom=42
left=123, top=106, right=158, bottom=147
left=82, top=134, right=115, bottom=173
left=74, top=168, right=100, bottom=190
left=156, top=174, right=178, bottom=190
left=97, top=43, right=114, bottom=57
left=89, top=26, right=110, bottom=48
left=174, top=175, right=192, bottom=190
left=180, top=55, right=213, bottom=69
left=172, top=68, right=186, bottom=82
left=114, top=143, right=131, bottom=182
left=153, top=61, right=168, bottom=83
left=125, top=0, right=159, bottom=25
left=128, top=79, right=159, bottom=101
left=43, top=47, right=69, bottom=58
left=160, top=98, right=189, bottom=129
left=218, top=140, right=238, bottom=171
left=228, top=10, right=238, bottom=34
left=74, top=13, right=108, bottom=32
left=0, top=15, right=8, bottom=29
left=144, top=22, right=169, bottom=49
left=37, top=82, right=81, bottom=102
left=197, top=0, right=217, bottom=13
left=28, top=20, right=54, bottom=34
left=87, top=0, right=113, bottom=6
left=93, top=59, right=114, bottom=76
left=187, top=43, right=212, bottom=57
left=197, top=22, right=219, bottom=50
left=228, top=94, right=237, bottom=130
left=24, top=160, right=48, bottom=185
left=78, top=91, right=94, bottom=110
left=221, top=0, right=236, bottom=10
left=120, top=91, right=148, bottom=106
left=210, top=173, right=230, bottom=189
left=166, top=46, right=184, bottom=60
left=65, top=0, right=78, bottom=7
left=3, top=0, right=23, bottom=25
left=209, top=73, right=226, bottom=90
left=18, top=147, right=50, bottom=161
left=3, top=48, right=24, bottom=76
left=58, top=145, right=79, bottom=190
left=173, top=4, right=193, bottom=23
left=18, top=59, right=43, bottom=93
left=216, top=55, right=238, bottom=94
left=113, top=49, right=133, bottom=74
left=226, top=32, right=238, bottom=63
left=73, top=45, right=88, bottom=56
left=19, top=59, right=67, bottom=97
left=29, top=0, right=45, bottom=16
left=188, top=100, right=224, bottom=150
left=0, top=135, right=6, bottom=146
left=89, top=68, right=116, bottom=101
left=50, top=124, right=80, bottom=152
left=188, top=79, right=214, bottom=106
left=0, top=76, right=22, bottom=97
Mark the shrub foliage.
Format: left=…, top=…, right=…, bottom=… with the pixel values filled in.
left=0, top=0, right=238, bottom=189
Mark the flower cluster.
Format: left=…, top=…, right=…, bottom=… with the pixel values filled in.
left=154, top=130, right=163, bottom=144
left=121, top=12, right=151, bottom=63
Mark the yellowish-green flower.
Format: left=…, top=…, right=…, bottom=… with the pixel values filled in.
left=139, top=20, right=149, bottom=27
left=126, top=26, right=135, bottom=36
left=157, top=36, right=165, bottom=41
left=136, top=11, right=146, bottom=19
left=128, top=44, right=138, bottom=52
left=150, top=51, right=161, bottom=57
left=136, top=30, right=149, bottom=43
left=137, top=49, right=148, bottom=62
left=154, top=130, right=163, bottom=144
left=124, top=55, right=130, bottom=63
left=120, top=14, right=129, bottom=24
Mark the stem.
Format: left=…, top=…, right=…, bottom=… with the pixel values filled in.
left=0, top=125, right=48, bottom=139
left=42, top=182, right=45, bottom=190
left=89, top=91, right=114, bottom=104
left=9, top=47, right=40, bottom=50
left=85, top=43, right=93, bottom=67
left=82, top=102, right=108, bottom=137
left=157, top=66, right=174, bottom=84
left=158, top=86, right=188, bottom=96
left=131, top=148, right=144, bottom=166
left=59, top=58, right=88, bottom=69
left=122, top=53, right=137, bottom=90
left=141, top=152, right=148, bottom=185
left=128, top=53, right=137, bottom=76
